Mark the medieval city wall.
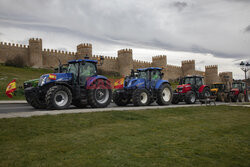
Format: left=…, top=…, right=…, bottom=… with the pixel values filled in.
left=0, top=42, right=29, bottom=66
left=0, top=38, right=233, bottom=84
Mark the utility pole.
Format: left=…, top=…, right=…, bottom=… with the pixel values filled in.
left=240, top=61, right=250, bottom=102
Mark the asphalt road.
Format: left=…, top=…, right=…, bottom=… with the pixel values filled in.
left=0, top=101, right=225, bottom=114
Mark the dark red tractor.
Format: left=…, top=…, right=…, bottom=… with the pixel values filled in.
left=172, top=75, right=211, bottom=104
left=229, top=80, right=249, bottom=102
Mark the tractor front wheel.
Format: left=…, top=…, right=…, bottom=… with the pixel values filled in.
left=113, top=90, right=129, bottom=106
left=132, top=89, right=150, bottom=106
left=185, top=91, right=196, bottom=104
left=46, top=85, right=72, bottom=110
left=238, top=93, right=245, bottom=102
left=156, top=84, right=173, bottom=105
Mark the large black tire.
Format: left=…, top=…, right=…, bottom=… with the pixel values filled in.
left=238, top=93, right=245, bottom=102
left=29, top=98, right=47, bottom=109
left=132, top=89, right=150, bottom=106
left=224, top=93, right=230, bottom=102
left=46, top=85, right=72, bottom=110
left=88, top=80, right=112, bottom=108
left=231, top=95, right=237, bottom=102
left=113, top=90, right=129, bottom=106
left=156, top=84, right=173, bottom=105
left=185, top=91, right=196, bottom=104
left=171, top=96, right=179, bottom=104
left=217, top=92, right=222, bottom=101
left=72, top=99, right=87, bottom=108
left=202, top=87, right=211, bottom=99
left=220, top=92, right=225, bottom=102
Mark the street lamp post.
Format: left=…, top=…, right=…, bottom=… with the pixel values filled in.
left=240, top=61, right=250, bottom=102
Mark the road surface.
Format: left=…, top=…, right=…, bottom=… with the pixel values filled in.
left=0, top=101, right=231, bottom=119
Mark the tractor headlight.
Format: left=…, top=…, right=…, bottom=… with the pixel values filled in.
left=39, top=77, right=50, bottom=86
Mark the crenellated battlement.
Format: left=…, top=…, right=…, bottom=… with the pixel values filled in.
left=118, top=48, right=132, bottom=54
left=29, top=38, right=42, bottom=43
left=77, top=43, right=92, bottom=49
left=205, top=65, right=218, bottom=69
left=152, top=55, right=166, bottom=60
left=42, top=48, right=76, bottom=56
left=182, top=60, right=195, bottom=64
left=0, top=41, right=29, bottom=48
left=92, top=55, right=117, bottom=60
left=166, top=64, right=182, bottom=69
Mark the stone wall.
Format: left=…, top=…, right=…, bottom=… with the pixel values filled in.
left=0, top=38, right=233, bottom=83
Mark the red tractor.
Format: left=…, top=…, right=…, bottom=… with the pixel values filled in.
left=229, top=80, right=249, bottom=102
left=172, top=75, right=211, bottom=104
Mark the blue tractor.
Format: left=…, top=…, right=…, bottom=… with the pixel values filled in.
left=113, top=67, right=173, bottom=106
left=24, top=58, right=112, bottom=110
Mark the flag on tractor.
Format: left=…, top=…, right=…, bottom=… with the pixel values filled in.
left=6, top=79, right=17, bottom=98
left=114, top=78, right=124, bottom=89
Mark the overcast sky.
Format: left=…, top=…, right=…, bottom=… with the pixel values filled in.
left=0, top=0, right=249, bottom=79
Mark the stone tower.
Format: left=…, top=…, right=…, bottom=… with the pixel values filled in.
left=152, top=55, right=167, bottom=68
left=28, top=38, right=43, bottom=68
left=182, top=60, right=195, bottom=76
left=219, top=72, right=233, bottom=90
left=117, top=49, right=133, bottom=76
left=205, top=65, right=219, bottom=85
left=77, top=43, right=92, bottom=59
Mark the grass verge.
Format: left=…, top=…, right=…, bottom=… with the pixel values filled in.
left=0, top=106, right=249, bottom=166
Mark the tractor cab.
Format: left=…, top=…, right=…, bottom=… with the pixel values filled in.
left=124, top=67, right=164, bottom=89
left=177, top=75, right=205, bottom=93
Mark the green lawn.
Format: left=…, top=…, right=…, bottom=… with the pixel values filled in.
left=0, top=64, right=53, bottom=100
left=0, top=106, right=249, bottom=166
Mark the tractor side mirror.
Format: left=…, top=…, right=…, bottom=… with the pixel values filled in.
left=161, top=73, right=164, bottom=77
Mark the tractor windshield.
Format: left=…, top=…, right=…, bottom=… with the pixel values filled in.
left=138, top=71, right=148, bottom=79
left=183, top=77, right=195, bottom=85
left=67, top=63, right=78, bottom=76
left=212, top=84, right=223, bottom=89
left=232, top=83, right=241, bottom=89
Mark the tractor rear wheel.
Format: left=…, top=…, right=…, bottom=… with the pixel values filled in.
left=88, top=80, right=112, bottom=108
left=185, top=91, right=196, bottom=104
left=156, top=84, right=173, bottom=105
left=113, top=90, right=129, bottom=106
left=46, top=85, right=72, bottom=110
left=220, top=92, right=225, bottom=102
left=238, top=93, right=245, bottom=102
left=231, top=95, right=238, bottom=102
left=132, top=89, right=150, bottom=106
left=223, top=93, right=230, bottom=102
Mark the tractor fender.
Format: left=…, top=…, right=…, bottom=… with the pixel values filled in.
left=86, top=75, right=110, bottom=89
left=155, top=80, right=171, bottom=89
left=43, top=81, right=73, bottom=92
left=198, top=85, right=209, bottom=93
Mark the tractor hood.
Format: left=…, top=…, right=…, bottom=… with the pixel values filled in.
left=38, top=73, right=73, bottom=86
left=211, top=88, right=218, bottom=93
left=231, top=88, right=239, bottom=92
left=176, top=84, right=191, bottom=93
left=125, top=78, right=145, bottom=89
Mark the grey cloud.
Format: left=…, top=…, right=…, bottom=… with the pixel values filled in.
left=172, top=1, right=188, bottom=11
left=0, top=0, right=249, bottom=60
left=245, top=25, right=250, bottom=32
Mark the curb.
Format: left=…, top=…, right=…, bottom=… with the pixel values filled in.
left=0, top=100, right=27, bottom=104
